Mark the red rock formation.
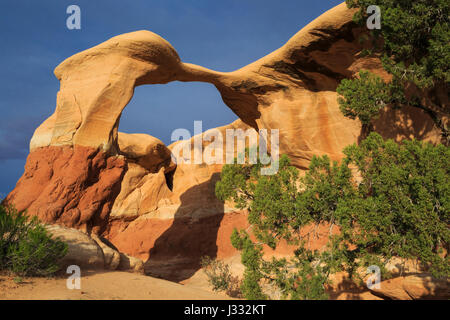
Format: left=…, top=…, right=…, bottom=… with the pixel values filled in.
left=5, top=146, right=126, bottom=234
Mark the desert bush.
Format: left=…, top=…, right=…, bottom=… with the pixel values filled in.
left=201, top=256, right=242, bottom=298
left=0, top=205, right=67, bottom=276
left=216, top=133, right=449, bottom=300
left=0, top=206, right=31, bottom=269
left=338, top=0, right=449, bottom=143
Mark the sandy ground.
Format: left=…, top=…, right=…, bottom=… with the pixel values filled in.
left=0, top=270, right=231, bottom=300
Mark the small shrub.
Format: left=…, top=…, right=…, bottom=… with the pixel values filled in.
left=8, top=225, right=68, bottom=276
left=0, top=206, right=31, bottom=269
left=13, top=276, right=23, bottom=284
left=201, top=256, right=242, bottom=298
left=0, top=205, right=68, bottom=276
left=225, top=275, right=243, bottom=298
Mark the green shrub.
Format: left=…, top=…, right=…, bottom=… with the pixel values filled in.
left=0, top=206, right=30, bottom=269
left=337, top=70, right=390, bottom=126
left=0, top=205, right=68, bottom=276
left=216, top=133, right=449, bottom=300
left=338, top=0, right=449, bottom=143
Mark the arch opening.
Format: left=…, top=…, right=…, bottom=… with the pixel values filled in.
left=118, top=81, right=238, bottom=146
left=117, top=81, right=238, bottom=190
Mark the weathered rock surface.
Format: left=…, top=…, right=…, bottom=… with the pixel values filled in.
left=118, top=132, right=174, bottom=173
left=370, top=275, right=450, bottom=300
left=325, top=260, right=450, bottom=300
left=3, top=2, right=446, bottom=299
left=46, top=225, right=105, bottom=269
left=5, top=146, right=126, bottom=234
left=92, top=235, right=121, bottom=270
left=47, top=225, right=142, bottom=273
left=117, top=253, right=145, bottom=274
left=109, top=163, right=172, bottom=221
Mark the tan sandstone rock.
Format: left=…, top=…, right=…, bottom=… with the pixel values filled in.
left=118, top=253, right=145, bottom=274
left=370, top=275, right=450, bottom=300
left=46, top=225, right=105, bottom=270
left=118, top=132, right=174, bottom=173
left=46, top=225, right=144, bottom=273
left=92, top=235, right=121, bottom=270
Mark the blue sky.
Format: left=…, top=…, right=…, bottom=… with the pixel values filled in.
left=0, top=0, right=343, bottom=196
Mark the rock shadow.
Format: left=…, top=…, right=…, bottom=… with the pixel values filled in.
left=144, top=172, right=225, bottom=282
left=358, top=106, right=438, bottom=144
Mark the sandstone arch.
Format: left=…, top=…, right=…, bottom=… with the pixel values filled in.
left=30, top=30, right=223, bottom=154
left=5, top=2, right=441, bottom=246
left=30, top=3, right=440, bottom=171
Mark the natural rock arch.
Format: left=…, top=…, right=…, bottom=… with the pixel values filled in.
left=30, top=30, right=225, bottom=154
left=5, top=2, right=441, bottom=237
left=31, top=3, right=440, bottom=171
